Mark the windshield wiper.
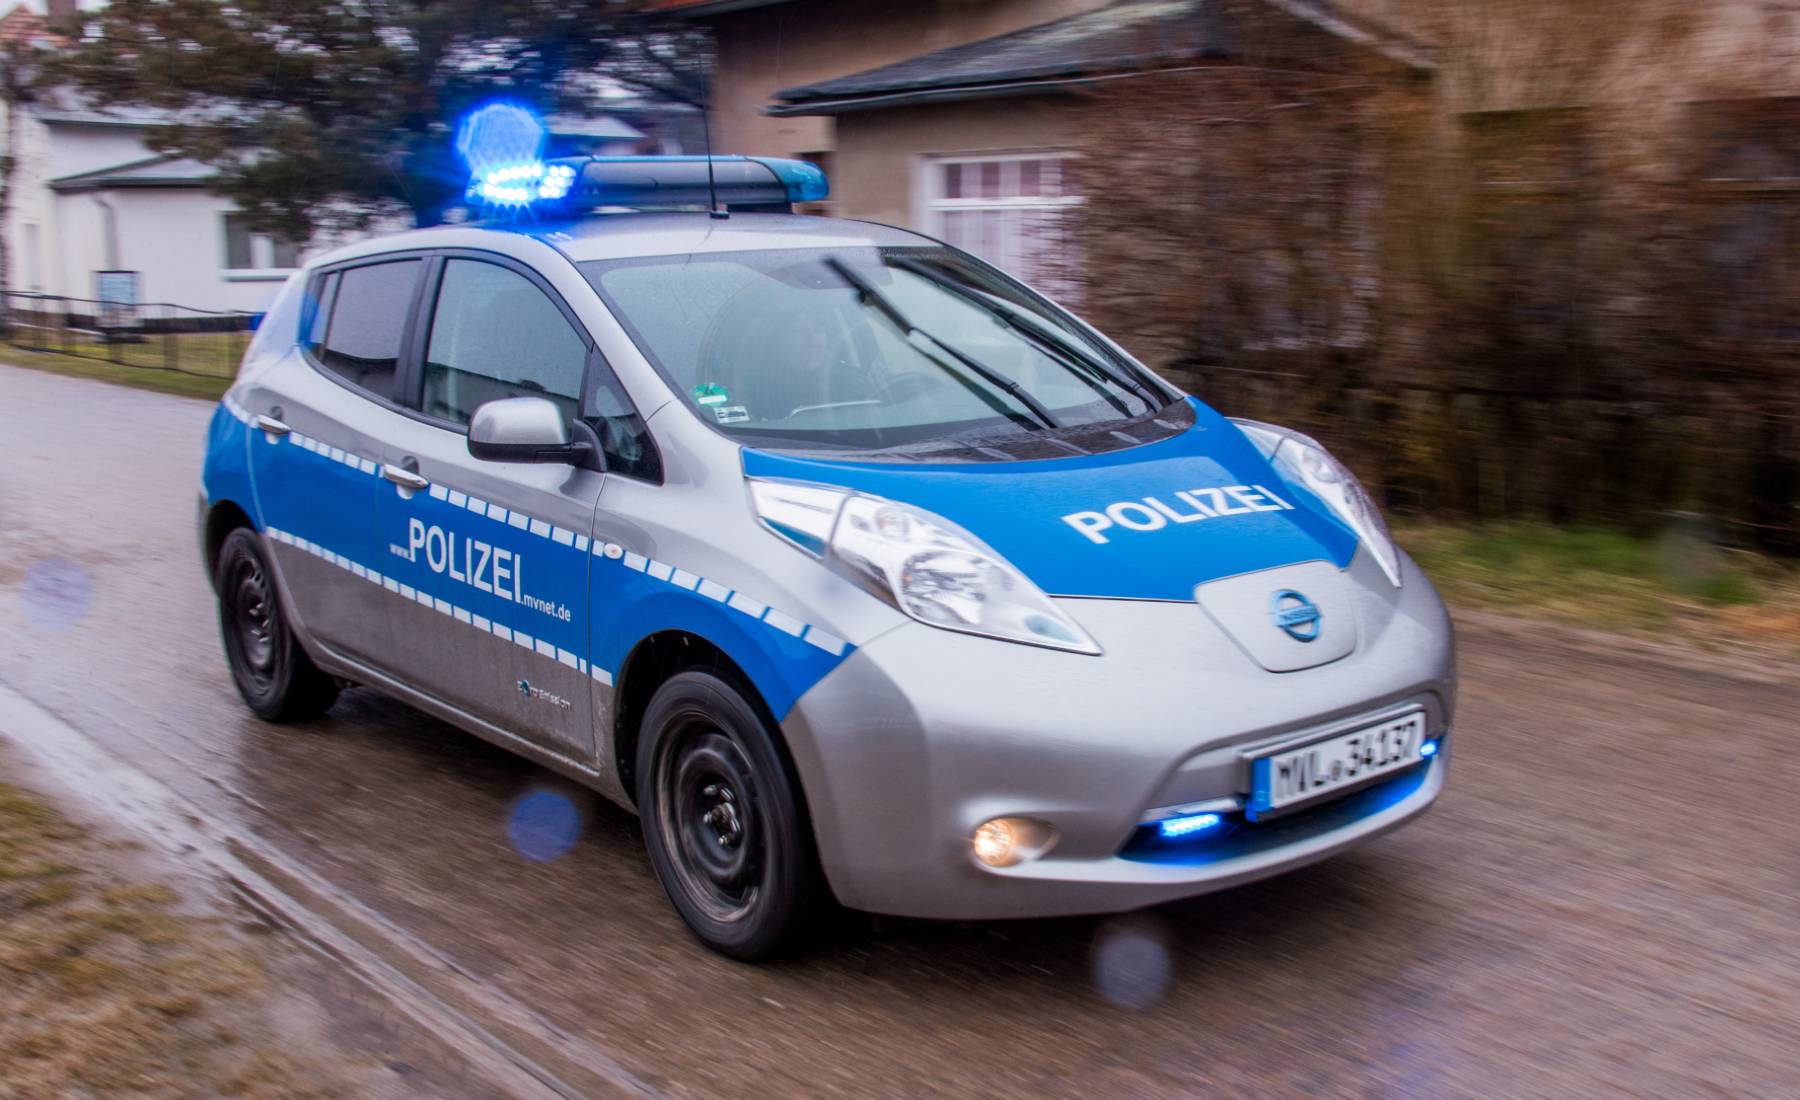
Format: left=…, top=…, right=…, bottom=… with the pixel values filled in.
left=886, top=256, right=1164, bottom=413
left=825, top=257, right=1059, bottom=430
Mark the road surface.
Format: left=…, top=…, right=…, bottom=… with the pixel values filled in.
left=2, top=362, right=1795, bottom=1098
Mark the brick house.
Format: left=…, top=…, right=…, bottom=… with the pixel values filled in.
left=655, top=0, right=1428, bottom=294
left=661, top=0, right=1800, bottom=538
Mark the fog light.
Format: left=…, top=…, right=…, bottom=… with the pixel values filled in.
left=971, top=817, right=1056, bottom=868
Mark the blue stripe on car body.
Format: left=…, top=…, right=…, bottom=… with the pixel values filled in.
left=741, top=398, right=1360, bottom=602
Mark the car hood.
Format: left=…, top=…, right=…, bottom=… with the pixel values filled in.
left=739, top=399, right=1359, bottom=601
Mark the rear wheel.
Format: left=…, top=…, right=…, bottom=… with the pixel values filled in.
left=637, top=670, right=823, bottom=960
left=215, top=527, right=338, bottom=722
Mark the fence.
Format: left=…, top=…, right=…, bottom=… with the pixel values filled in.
left=1, top=292, right=257, bottom=383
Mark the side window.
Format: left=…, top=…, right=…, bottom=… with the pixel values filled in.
left=317, top=260, right=420, bottom=399
left=587, top=366, right=662, bottom=483
left=422, top=259, right=587, bottom=427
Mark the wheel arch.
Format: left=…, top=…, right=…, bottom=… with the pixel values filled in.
left=612, top=629, right=784, bottom=803
left=203, top=498, right=258, bottom=590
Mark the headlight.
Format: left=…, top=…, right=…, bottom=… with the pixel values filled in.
left=1232, top=420, right=1402, bottom=587
left=748, top=478, right=1102, bottom=655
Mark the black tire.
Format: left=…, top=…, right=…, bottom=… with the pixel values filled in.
left=637, top=670, right=823, bottom=961
left=215, top=527, right=339, bottom=722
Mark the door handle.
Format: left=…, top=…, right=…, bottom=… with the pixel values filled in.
left=252, top=414, right=290, bottom=436
left=382, top=465, right=430, bottom=491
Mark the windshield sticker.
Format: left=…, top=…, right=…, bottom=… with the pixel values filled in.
left=714, top=405, right=751, bottom=425
left=692, top=382, right=730, bottom=407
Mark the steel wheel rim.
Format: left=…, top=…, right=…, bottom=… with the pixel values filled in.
left=229, top=556, right=278, bottom=689
left=655, top=721, right=763, bottom=924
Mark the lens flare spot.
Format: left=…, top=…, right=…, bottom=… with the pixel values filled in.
left=1092, top=915, right=1174, bottom=1010
left=507, top=789, right=581, bottom=863
left=20, top=558, right=92, bottom=630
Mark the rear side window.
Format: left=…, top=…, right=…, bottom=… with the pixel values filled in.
left=422, top=259, right=587, bottom=426
left=316, top=260, right=420, bottom=398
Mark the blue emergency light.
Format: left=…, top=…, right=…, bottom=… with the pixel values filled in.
left=455, top=102, right=828, bottom=214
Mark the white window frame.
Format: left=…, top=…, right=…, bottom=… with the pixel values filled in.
left=221, top=212, right=303, bottom=282
left=916, top=151, right=1083, bottom=295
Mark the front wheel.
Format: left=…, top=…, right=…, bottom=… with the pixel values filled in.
left=637, top=670, right=824, bottom=961
left=215, top=527, right=339, bottom=722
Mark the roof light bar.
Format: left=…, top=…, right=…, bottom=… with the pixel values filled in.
left=464, top=154, right=830, bottom=214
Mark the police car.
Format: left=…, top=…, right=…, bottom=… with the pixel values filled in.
left=199, top=107, right=1455, bottom=960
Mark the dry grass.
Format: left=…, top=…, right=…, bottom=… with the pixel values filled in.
left=1397, top=521, right=1800, bottom=655
left=0, top=780, right=347, bottom=1100
left=0, top=346, right=233, bottom=401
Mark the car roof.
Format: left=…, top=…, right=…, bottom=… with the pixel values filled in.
left=307, top=211, right=939, bottom=270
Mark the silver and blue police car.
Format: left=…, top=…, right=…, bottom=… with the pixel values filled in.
left=199, top=111, right=1455, bottom=959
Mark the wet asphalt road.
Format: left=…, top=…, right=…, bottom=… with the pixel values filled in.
left=2, top=362, right=1797, bottom=1098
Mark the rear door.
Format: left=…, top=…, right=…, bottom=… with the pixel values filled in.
left=370, top=253, right=604, bottom=763
left=243, top=257, right=425, bottom=668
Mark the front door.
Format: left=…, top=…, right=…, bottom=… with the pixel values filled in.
left=372, top=256, right=602, bottom=762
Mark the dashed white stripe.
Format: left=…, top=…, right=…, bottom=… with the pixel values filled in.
left=804, top=627, right=848, bottom=657
left=252, top=414, right=856, bottom=663
left=727, top=592, right=767, bottom=619
left=763, top=609, right=806, bottom=638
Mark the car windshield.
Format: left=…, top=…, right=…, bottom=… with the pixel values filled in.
left=581, top=246, right=1168, bottom=451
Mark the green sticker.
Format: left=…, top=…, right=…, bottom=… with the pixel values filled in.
left=692, top=382, right=729, bottom=407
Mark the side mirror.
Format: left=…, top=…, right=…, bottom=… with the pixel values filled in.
left=467, top=397, right=596, bottom=466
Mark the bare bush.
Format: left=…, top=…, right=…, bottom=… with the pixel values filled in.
left=1068, top=0, right=1799, bottom=548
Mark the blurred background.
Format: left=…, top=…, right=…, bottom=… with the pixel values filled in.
left=2, top=0, right=1796, bottom=632
left=0, top=2, right=1796, bottom=1097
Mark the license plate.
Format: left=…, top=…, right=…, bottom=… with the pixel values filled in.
left=1249, top=711, right=1428, bottom=817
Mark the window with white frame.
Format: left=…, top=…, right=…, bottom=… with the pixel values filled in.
left=222, top=213, right=303, bottom=274
left=923, top=153, right=1081, bottom=298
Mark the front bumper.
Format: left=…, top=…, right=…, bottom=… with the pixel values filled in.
left=780, top=548, right=1457, bottom=920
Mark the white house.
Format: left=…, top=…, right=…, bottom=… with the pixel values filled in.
left=0, top=4, right=656, bottom=317
left=5, top=92, right=652, bottom=317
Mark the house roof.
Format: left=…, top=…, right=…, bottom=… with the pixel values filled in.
left=49, top=154, right=217, bottom=193
left=770, top=0, right=1432, bottom=116
left=544, top=113, right=647, bottom=141
left=29, top=87, right=178, bottom=128
left=0, top=4, right=64, bottom=46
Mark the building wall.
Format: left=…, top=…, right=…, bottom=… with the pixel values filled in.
left=52, top=187, right=301, bottom=312
left=1, top=111, right=379, bottom=313
left=827, top=96, right=1086, bottom=230
left=705, top=0, right=1111, bottom=159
